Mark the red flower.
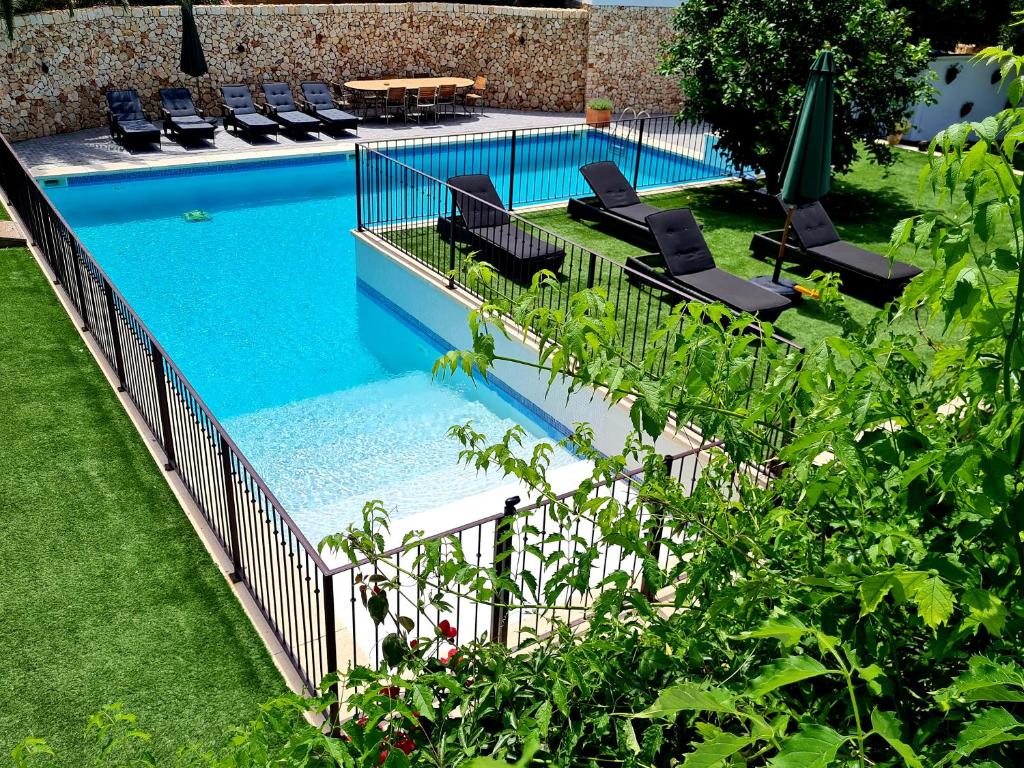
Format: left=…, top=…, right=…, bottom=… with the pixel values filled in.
left=437, top=620, right=457, bottom=640
left=409, top=639, right=419, bottom=649
left=356, top=715, right=368, bottom=728
left=440, top=647, right=463, bottom=666
left=380, top=686, right=400, bottom=699
left=378, top=749, right=388, bottom=765
left=395, top=733, right=416, bottom=755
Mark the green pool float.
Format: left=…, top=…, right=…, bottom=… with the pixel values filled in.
left=183, top=210, right=211, bottom=222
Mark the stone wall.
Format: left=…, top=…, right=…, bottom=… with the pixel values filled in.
left=584, top=5, right=681, bottom=115
left=0, top=2, right=682, bottom=141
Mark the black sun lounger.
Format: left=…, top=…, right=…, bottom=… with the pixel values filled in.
left=158, top=87, right=216, bottom=143
left=567, top=161, right=665, bottom=244
left=261, top=82, right=321, bottom=137
left=106, top=89, right=160, bottom=149
left=627, top=208, right=792, bottom=322
left=220, top=84, right=279, bottom=142
left=749, top=197, right=922, bottom=298
left=438, top=174, right=566, bottom=282
left=300, top=82, right=359, bottom=136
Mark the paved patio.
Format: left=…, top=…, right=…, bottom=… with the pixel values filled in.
left=15, top=107, right=584, bottom=177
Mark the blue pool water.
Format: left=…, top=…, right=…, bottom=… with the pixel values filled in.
left=48, top=153, right=582, bottom=544
left=44, top=133, right=724, bottom=543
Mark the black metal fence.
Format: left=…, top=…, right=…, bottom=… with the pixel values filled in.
left=364, top=115, right=736, bottom=210
left=355, top=140, right=801, bottom=466
left=0, top=129, right=747, bottom=705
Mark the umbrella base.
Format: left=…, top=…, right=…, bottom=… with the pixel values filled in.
left=750, top=275, right=800, bottom=300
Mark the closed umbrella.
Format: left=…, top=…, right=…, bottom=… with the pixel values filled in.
left=179, top=0, right=211, bottom=115
left=753, top=50, right=836, bottom=297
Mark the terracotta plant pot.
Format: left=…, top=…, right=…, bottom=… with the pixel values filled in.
left=586, top=106, right=611, bottom=128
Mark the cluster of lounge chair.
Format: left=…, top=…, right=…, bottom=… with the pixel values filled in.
left=438, top=161, right=921, bottom=324
left=105, top=81, right=360, bottom=149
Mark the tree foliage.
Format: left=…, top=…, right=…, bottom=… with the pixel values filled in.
left=13, top=47, right=1024, bottom=768
left=662, top=0, right=932, bottom=192
left=892, top=0, right=1024, bottom=51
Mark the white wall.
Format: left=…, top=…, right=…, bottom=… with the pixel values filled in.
left=906, top=55, right=1012, bottom=143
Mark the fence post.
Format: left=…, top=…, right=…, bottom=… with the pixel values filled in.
left=151, top=346, right=176, bottom=471
left=70, top=245, right=89, bottom=332
left=641, top=454, right=673, bottom=600
left=586, top=251, right=598, bottom=290
left=323, top=572, right=340, bottom=730
left=632, top=117, right=646, bottom=190
left=355, top=143, right=363, bottom=232
left=507, top=130, right=517, bottom=211
left=448, top=186, right=457, bottom=290
left=220, top=439, right=244, bottom=583
left=102, top=280, right=127, bottom=392
left=489, top=495, right=519, bottom=646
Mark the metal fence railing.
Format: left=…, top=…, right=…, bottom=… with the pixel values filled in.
left=355, top=142, right=802, bottom=469
left=363, top=115, right=736, bottom=210
left=1, top=128, right=747, bottom=715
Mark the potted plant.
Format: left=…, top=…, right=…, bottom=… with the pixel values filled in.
left=586, top=98, right=613, bottom=128
left=887, top=118, right=911, bottom=145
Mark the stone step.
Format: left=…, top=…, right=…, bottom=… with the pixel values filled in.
left=0, top=219, right=27, bottom=248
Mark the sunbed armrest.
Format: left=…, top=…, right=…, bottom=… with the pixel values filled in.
left=220, top=102, right=235, bottom=117
left=624, top=254, right=673, bottom=292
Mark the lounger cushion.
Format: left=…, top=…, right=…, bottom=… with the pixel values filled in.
left=580, top=161, right=641, bottom=209
left=119, top=119, right=160, bottom=137
left=169, top=115, right=215, bottom=136
left=314, top=108, right=359, bottom=127
left=449, top=174, right=511, bottom=229
left=301, top=82, right=335, bottom=109
left=474, top=224, right=564, bottom=262
left=160, top=88, right=199, bottom=117
left=645, top=209, right=715, bottom=276
left=678, top=268, right=791, bottom=315
left=607, top=201, right=662, bottom=225
left=263, top=82, right=299, bottom=112
left=221, top=86, right=258, bottom=115
left=789, top=200, right=841, bottom=248
left=808, top=240, right=922, bottom=281
left=276, top=110, right=320, bottom=128
left=235, top=112, right=278, bottom=129
left=107, top=89, right=147, bottom=121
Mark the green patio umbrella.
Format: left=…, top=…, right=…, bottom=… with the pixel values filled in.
left=754, top=50, right=836, bottom=296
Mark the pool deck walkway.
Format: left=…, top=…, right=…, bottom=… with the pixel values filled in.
left=16, top=107, right=584, bottom=177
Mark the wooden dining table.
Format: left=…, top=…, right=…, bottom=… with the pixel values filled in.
left=344, top=76, right=475, bottom=92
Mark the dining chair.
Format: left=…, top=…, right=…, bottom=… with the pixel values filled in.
left=411, top=86, right=438, bottom=123
left=462, top=75, right=488, bottom=114
left=436, top=84, right=458, bottom=120
left=382, top=86, right=407, bottom=123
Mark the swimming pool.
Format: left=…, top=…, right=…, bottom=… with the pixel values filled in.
left=44, top=130, right=725, bottom=544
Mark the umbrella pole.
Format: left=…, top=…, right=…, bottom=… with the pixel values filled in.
left=774, top=204, right=795, bottom=284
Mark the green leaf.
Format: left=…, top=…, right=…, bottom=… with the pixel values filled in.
left=962, top=589, right=1008, bottom=636
left=859, top=573, right=896, bottom=615
left=870, top=709, right=923, bottom=768
left=954, top=708, right=1024, bottom=758
left=911, top=576, right=955, bottom=629
left=769, top=724, right=846, bottom=768
left=746, top=656, right=832, bottom=699
left=634, top=683, right=738, bottom=719
left=411, top=685, right=435, bottom=722
left=683, top=732, right=755, bottom=768
left=466, top=736, right=541, bottom=768
left=740, top=616, right=809, bottom=647
left=936, top=657, right=1024, bottom=707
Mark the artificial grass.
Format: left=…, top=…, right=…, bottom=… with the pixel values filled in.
left=0, top=247, right=286, bottom=762
left=522, top=148, right=933, bottom=349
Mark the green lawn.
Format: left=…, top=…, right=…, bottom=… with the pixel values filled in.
left=0, top=246, right=286, bottom=762
left=522, top=148, right=932, bottom=349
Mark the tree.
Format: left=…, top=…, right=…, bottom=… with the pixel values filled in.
left=892, top=0, right=1024, bottom=51
left=662, top=0, right=932, bottom=193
